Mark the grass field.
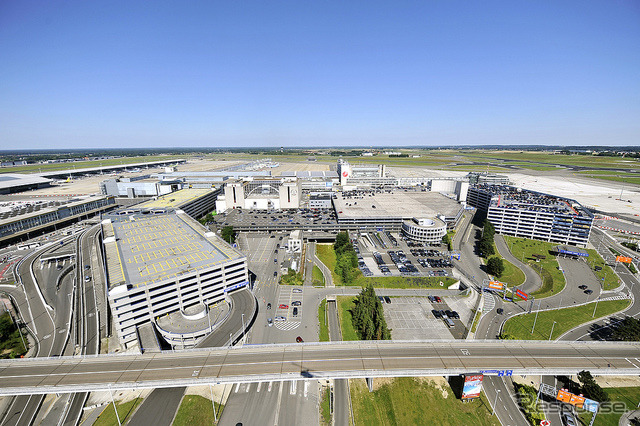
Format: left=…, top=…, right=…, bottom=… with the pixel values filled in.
left=492, top=243, right=525, bottom=287
left=173, top=395, right=223, bottom=426
left=316, top=244, right=340, bottom=285
left=586, top=249, right=621, bottom=291
left=318, top=299, right=329, bottom=342
left=0, top=154, right=184, bottom=174
left=337, top=296, right=359, bottom=341
left=577, top=386, right=640, bottom=426
left=501, top=299, right=631, bottom=340
left=350, top=377, right=500, bottom=426
left=312, top=265, right=325, bottom=286
left=0, top=313, right=28, bottom=359
left=504, top=236, right=565, bottom=298
left=94, top=397, right=143, bottom=426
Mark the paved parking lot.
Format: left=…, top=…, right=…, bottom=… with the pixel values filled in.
left=383, top=297, right=455, bottom=340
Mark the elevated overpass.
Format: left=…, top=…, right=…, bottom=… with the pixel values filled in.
left=1, top=340, right=639, bottom=396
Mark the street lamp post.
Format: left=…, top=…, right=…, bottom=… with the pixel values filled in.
left=549, top=321, right=557, bottom=341
left=492, top=389, right=501, bottom=416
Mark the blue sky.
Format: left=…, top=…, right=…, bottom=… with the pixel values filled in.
left=1, top=1, right=639, bottom=148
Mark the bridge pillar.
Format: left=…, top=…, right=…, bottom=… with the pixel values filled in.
left=366, top=377, right=373, bottom=392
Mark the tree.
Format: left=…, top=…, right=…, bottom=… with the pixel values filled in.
left=0, top=313, right=15, bottom=341
left=482, top=220, right=495, bottom=238
left=612, top=316, right=640, bottom=341
left=478, top=239, right=495, bottom=257
left=350, top=285, right=391, bottom=340
left=487, top=257, right=505, bottom=277
left=334, top=231, right=350, bottom=255
left=221, top=226, right=236, bottom=244
left=442, top=234, right=452, bottom=251
left=577, top=370, right=609, bottom=402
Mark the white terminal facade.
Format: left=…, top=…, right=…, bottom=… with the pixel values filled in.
left=467, top=185, right=593, bottom=247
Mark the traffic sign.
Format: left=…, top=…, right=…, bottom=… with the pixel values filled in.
left=616, top=255, right=633, bottom=264
left=540, top=421, right=550, bottom=426
left=516, top=289, right=528, bottom=300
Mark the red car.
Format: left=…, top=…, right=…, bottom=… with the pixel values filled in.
left=296, top=336, right=304, bottom=343
left=278, top=304, right=289, bottom=309
left=434, top=296, right=442, bottom=303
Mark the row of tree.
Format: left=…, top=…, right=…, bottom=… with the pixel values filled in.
left=334, top=232, right=359, bottom=284
left=479, top=220, right=506, bottom=278
left=351, top=285, right=391, bottom=340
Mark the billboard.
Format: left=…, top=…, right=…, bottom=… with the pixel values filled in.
left=461, top=374, right=483, bottom=399
left=556, top=389, right=589, bottom=409
left=616, top=256, right=633, bottom=264
left=488, top=281, right=504, bottom=291
left=583, top=398, right=599, bottom=413
left=515, top=289, right=528, bottom=300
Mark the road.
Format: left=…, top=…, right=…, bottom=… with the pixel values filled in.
left=0, top=238, right=79, bottom=426
left=127, top=288, right=256, bottom=426
left=327, top=300, right=349, bottom=426
left=1, top=340, right=639, bottom=396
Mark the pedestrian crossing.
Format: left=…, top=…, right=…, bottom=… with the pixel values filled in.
left=233, top=380, right=310, bottom=397
left=275, top=320, right=301, bottom=331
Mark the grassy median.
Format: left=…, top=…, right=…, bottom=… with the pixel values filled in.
left=173, top=395, right=223, bottom=426
left=504, top=236, right=565, bottom=298
left=94, top=397, right=143, bottom=426
left=577, top=386, right=640, bottom=426
left=586, top=249, right=621, bottom=291
left=502, top=299, right=631, bottom=340
left=312, top=265, right=325, bottom=286
left=318, top=299, right=329, bottom=342
left=350, top=377, right=500, bottom=426
left=337, top=296, right=359, bottom=341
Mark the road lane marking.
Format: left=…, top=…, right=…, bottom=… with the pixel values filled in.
left=256, top=382, right=262, bottom=392
left=234, top=382, right=240, bottom=393
left=290, top=380, right=297, bottom=395
left=625, top=358, right=640, bottom=368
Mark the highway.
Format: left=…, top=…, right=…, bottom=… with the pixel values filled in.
left=0, top=340, right=639, bottom=396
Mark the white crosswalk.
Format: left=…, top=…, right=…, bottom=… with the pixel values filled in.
left=275, top=320, right=301, bottom=331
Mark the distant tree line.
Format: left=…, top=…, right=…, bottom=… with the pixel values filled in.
left=351, top=285, right=391, bottom=340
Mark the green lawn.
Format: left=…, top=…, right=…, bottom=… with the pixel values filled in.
left=337, top=296, right=359, bottom=341
left=0, top=313, right=28, bottom=359
left=0, top=154, right=184, bottom=174
left=173, top=395, right=222, bottom=426
left=577, top=386, right=640, bottom=426
left=318, top=299, right=329, bottom=342
left=504, top=236, right=565, bottom=298
left=316, top=244, right=341, bottom=285
left=586, top=249, right=621, bottom=291
left=94, top=397, right=143, bottom=426
left=312, top=265, right=325, bottom=286
left=320, top=386, right=331, bottom=425
left=492, top=242, right=525, bottom=287
left=350, top=377, right=500, bottom=426
left=502, top=299, right=631, bottom=340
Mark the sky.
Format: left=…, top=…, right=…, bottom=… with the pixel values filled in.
left=1, top=1, right=639, bottom=149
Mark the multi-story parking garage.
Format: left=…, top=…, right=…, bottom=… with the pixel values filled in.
left=102, top=209, right=248, bottom=348
left=401, top=217, right=448, bottom=244
left=467, top=185, right=594, bottom=247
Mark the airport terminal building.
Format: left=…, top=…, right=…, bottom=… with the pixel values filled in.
left=467, top=185, right=594, bottom=247
left=102, top=209, right=248, bottom=348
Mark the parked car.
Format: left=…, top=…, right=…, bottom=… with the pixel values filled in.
left=267, top=303, right=272, bottom=310
left=293, top=288, right=303, bottom=293
left=584, top=289, right=593, bottom=295
left=292, top=301, right=301, bottom=306
left=293, top=307, right=299, bottom=316
left=267, top=318, right=273, bottom=326
left=274, top=316, right=286, bottom=322
left=296, top=336, right=304, bottom=343
left=278, top=304, right=289, bottom=309
left=384, top=296, right=391, bottom=304
left=432, top=309, right=442, bottom=318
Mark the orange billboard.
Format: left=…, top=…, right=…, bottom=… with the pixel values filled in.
left=556, top=389, right=586, bottom=408
left=616, top=256, right=633, bottom=264
left=488, top=281, right=504, bottom=290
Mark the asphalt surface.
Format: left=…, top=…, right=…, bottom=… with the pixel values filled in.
left=327, top=300, right=349, bottom=426
left=1, top=340, right=639, bottom=396
left=127, top=288, right=257, bottom=426
left=0, top=238, right=77, bottom=426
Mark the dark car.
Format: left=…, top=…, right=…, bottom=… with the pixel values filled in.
left=293, top=307, right=299, bottom=316
left=450, top=311, right=460, bottom=319
left=432, top=309, right=442, bottom=318
left=296, top=336, right=303, bottom=343
left=578, top=285, right=588, bottom=290
left=497, top=308, right=504, bottom=315
left=292, top=301, right=301, bottom=306
left=584, top=289, right=593, bottom=295
left=428, top=295, right=436, bottom=303
left=384, top=296, right=391, bottom=304
left=267, top=303, right=271, bottom=310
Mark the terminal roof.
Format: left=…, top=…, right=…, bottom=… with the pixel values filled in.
left=333, top=191, right=461, bottom=220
